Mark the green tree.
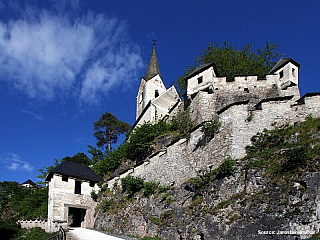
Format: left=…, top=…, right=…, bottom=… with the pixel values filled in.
left=61, top=152, right=92, bottom=166
left=177, top=42, right=280, bottom=95
left=94, top=112, right=131, bottom=152
left=37, top=152, right=93, bottom=182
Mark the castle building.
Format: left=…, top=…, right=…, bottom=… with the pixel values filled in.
left=133, top=44, right=181, bottom=128
left=108, top=54, right=320, bottom=189
left=45, top=161, right=102, bottom=232
left=185, top=57, right=301, bottom=125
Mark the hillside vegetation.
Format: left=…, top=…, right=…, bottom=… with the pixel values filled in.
left=0, top=183, right=50, bottom=240
left=94, top=116, right=320, bottom=240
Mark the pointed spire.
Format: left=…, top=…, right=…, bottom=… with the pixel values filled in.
left=144, top=42, right=161, bottom=80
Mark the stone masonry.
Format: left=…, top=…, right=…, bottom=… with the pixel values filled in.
left=107, top=57, right=320, bottom=189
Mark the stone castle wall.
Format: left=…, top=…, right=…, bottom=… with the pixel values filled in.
left=107, top=91, right=320, bottom=188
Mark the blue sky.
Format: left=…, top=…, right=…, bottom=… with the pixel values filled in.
left=0, top=0, right=319, bottom=183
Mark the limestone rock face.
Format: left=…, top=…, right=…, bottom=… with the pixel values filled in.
left=95, top=162, right=320, bottom=240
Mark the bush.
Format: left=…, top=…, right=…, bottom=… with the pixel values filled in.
left=169, top=108, right=194, bottom=137
left=91, top=190, right=98, bottom=202
left=143, top=181, right=159, bottom=197
left=216, top=157, right=236, bottom=179
left=102, top=199, right=116, bottom=212
left=121, top=175, right=144, bottom=197
left=281, top=146, right=308, bottom=172
left=201, top=117, right=221, bottom=141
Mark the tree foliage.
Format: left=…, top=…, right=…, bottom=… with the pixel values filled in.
left=61, top=153, right=92, bottom=166
left=94, top=112, right=131, bottom=152
left=121, top=175, right=144, bottom=197
left=0, top=181, right=48, bottom=220
left=177, top=42, right=280, bottom=95
left=37, top=152, right=93, bottom=182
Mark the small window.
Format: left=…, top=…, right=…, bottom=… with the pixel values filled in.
left=139, top=92, right=143, bottom=103
left=155, top=90, right=159, bottom=98
left=244, top=88, right=249, bottom=93
left=292, top=68, right=296, bottom=77
left=62, top=175, right=68, bottom=182
left=279, top=70, right=284, bottom=78
left=197, top=76, right=203, bottom=84
left=89, top=181, right=95, bottom=187
left=75, top=180, right=81, bottom=194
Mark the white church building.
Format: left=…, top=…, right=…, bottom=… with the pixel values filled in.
left=133, top=44, right=181, bottom=128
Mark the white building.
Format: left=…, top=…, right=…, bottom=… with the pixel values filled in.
left=45, top=161, right=102, bottom=232
left=134, top=44, right=181, bottom=128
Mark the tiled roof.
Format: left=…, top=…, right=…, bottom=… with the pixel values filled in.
left=45, top=161, right=102, bottom=182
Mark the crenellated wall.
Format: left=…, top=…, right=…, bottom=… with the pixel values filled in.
left=107, top=91, right=320, bottom=188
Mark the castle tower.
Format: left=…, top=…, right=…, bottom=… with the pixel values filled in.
left=136, top=43, right=167, bottom=120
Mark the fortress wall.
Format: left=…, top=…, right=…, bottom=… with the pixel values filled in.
left=18, top=220, right=48, bottom=231
left=108, top=94, right=320, bottom=188
left=225, top=98, right=299, bottom=159
left=296, top=95, right=320, bottom=118
left=189, top=91, right=216, bottom=125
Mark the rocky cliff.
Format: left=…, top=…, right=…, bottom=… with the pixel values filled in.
left=94, top=117, right=320, bottom=240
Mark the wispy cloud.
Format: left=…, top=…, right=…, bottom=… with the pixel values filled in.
left=3, top=153, right=34, bottom=172
left=0, top=1, right=144, bottom=104
left=21, top=109, right=44, bottom=121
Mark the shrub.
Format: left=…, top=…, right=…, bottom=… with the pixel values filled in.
left=169, top=108, right=194, bottom=137
left=121, top=175, right=144, bottom=197
left=102, top=199, right=115, bottom=212
left=281, top=146, right=308, bottom=172
left=91, top=190, right=98, bottom=202
left=216, top=157, right=236, bottom=179
left=143, top=181, right=159, bottom=197
left=201, top=117, right=221, bottom=140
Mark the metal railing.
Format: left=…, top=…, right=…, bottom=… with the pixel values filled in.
left=46, top=226, right=66, bottom=240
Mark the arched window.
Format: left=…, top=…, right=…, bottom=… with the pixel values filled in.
left=155, top=90, right=159, bottom=98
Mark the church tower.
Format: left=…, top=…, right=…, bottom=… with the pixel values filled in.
left=133, top=43, right=181, bottom=128
left=136, top=43, right=167, bottom=120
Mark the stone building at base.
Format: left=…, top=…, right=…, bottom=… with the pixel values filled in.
left=45, top=161, right=102, bottom=232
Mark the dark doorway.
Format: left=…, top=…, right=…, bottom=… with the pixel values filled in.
left=69, top=207, right=86, bottom=227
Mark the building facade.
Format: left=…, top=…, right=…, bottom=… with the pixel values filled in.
left=134, top=44, right=181, bottom=128
left=45, top=161, right=102, bottom=232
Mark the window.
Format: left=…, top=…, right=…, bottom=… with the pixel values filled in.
left=139, top=92, right=143, bottom=103
left=75, top=180, right=81, bottom=194
left=279, top=70, right=284, bottom=78
left=244, top=88, right=249, bottom=93
left=155, top=90, right=159, bottom=98
left=292, top=68, right=296, bottom=77
left=89, top=181, right=95, bottom=187
left=62, top=175, right=68, bottom=182
left=197, top=76, right=203, bottom=84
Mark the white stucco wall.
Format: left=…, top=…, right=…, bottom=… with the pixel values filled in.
left=47, top=174, right=99, bottom=232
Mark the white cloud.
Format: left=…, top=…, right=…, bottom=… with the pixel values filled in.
left=21, top=109, right=44, bottom=121
left=3, top=153, right=34, bottom=172
left=0, top=2, right=144, bottom=104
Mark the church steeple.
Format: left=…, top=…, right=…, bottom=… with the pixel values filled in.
left=144, top=42, right=161, bottom=80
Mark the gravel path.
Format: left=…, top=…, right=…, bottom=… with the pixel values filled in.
left=68, top=228, right=126, bottom=240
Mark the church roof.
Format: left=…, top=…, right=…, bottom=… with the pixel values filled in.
left=144, top=44, right=161, bottom=80
left=45, top=161, right=102, bottom=182
left=269, top=57, right=300, bottom=74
